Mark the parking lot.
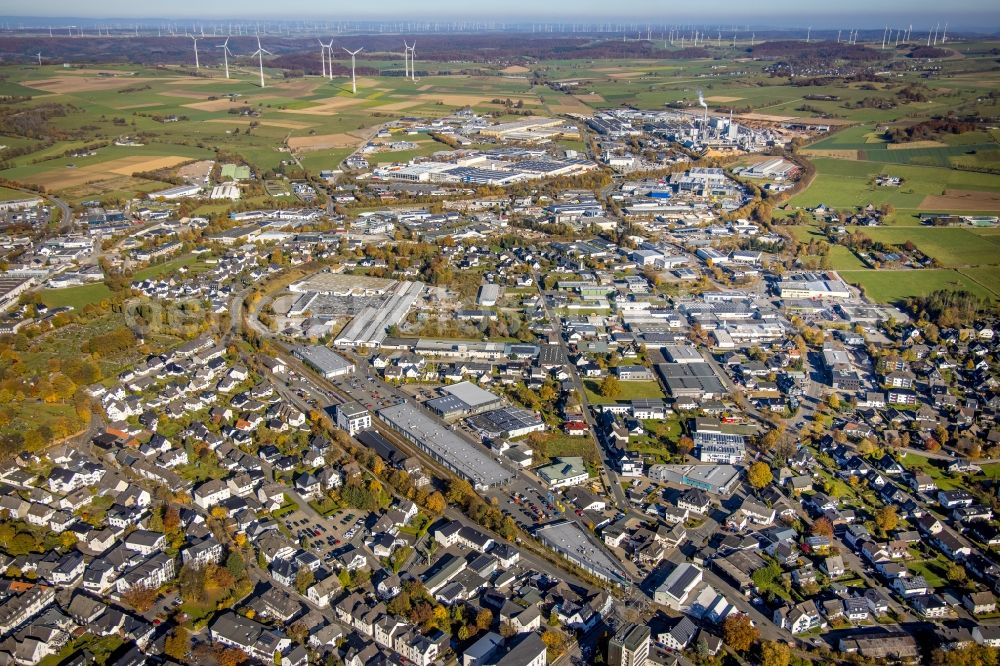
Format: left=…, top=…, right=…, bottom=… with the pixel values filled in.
left=487, top=478, right=570, bottom=532
left=330, top=372, right=403, bottom=411
left=278, top=508, right=368, bottom=563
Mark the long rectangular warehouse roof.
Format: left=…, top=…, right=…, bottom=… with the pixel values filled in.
left=378, top=402, right=513, bottom=490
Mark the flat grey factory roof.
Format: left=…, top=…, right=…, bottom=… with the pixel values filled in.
left=378, top=402, right=512, bottom=488
left=443, top=381, right=502, bottom=409
left=657, top=362, right=727, bottom=396
left=662, top=345, right=702, bottom=362
left=534, top=520, right=628, bottom=583
left=426, top=394, right=469, bottom=415
left=295, top=346, right=354, bottom=374
left=467, top=407, right=542, bottom=432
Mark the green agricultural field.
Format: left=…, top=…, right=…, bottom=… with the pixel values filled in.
left=957, top=268, right=1000, bottom=299
left=807, top=125, right=883, bottom=149
left=0, top=185, right=32, bottom=201
left=839, top=269, right=998, bottom=304
left=0, top=63, right=562, bottom=201
left=860, top=227, right=1000, bottom=268
left=788, top=169, right=928, bottom=210
left=825, top=245, right=867, bottom=270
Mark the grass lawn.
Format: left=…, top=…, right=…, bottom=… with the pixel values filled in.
left=531, top=432, right=599, bottom=466
left=628, top=417, right=685, bottom=462
left=133, top=254, right=208, bottom=280
left=899, top=452, right=965, bottom=491
left=37, top=635, right=124, bottom=666
left=272, top=500, right=298, bottom=518
left=907, top=557, right=951, bottom=588
left=957, top=268, right=1000, bottom=299
left=976, top=463, right=1000, bottom=481
left=399, top=512, right=433, bottom=538
left=309, top=496, right=342, bottom=517
left=0, top=185, right=35, bottom=201
left=814, top=468, right=855, bottom=500
left=179, top=583, right=232, bottom=625
left=0, top=402, right=79, bottom=449
left=20, top=312, right=158, bottom=377
left=584, top=379, right=664, bottom=404
left=174, top=457, right=228, bottom=483
left=645, top=417, right=682, bottom=440
left=40, top=282, right=113, bottom=309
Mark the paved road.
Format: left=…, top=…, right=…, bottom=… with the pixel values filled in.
left=700, top=350, right=769, bottom=429
left=532, top=271, right=630, bottom=510
left=50, top=194, right=71, bottom=232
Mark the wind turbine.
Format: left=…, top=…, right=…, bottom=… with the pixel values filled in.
left=217, top=37, right=232, bottom=79
left=322, top=41, right=335, bottom=79
left=403, top=40, right=412, bottom=79
left=318, top=38, right=328, bottom=78
left=36, top=52, right=42, bottom=65
left=343, top=47, right=363, bottom=94
left=188, top=35, right=200, bottom=69
left=806, top=26, right=811, bottom=43
left=252, top=36, right=271, bottom=88
left=409, top=41, right=416, bottom=82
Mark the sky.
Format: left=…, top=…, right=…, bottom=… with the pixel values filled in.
left=3, top=0, right=1000, bottom=30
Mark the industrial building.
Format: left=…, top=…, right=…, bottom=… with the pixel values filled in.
left=779, top=273, right=852, bottom=299
left=694, top=431, right=746, bottom=464
left=646, top=464, right=740, bottom=496
left=477, top=117, right=566, bottom=139
left=477, top=284, right=500, bottom=307
left=334, top=281, right=424, bottom=348
left=743, top=157, right=798, bottom=180
left=293, top=346, right=355, bottom=379
left=466, top=407, right=545, bottom=441
left=533, top=520, right=629, bottom=587
left=425, top=381, right=503, bottom=419
left=377, top=402, right=513, bottom=490
left=150, top=184, right=201, bottom=200
left=0, top=275, right=36, bottom=312
left=656, top=362, right=727, bottom=400
left=0, top=196, right=42, bottom=211
left=209, top=184, right=241, bottom=200
left=290, top=272, right=395, bottom=297
left=662, top=345, right=702, bottom=364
